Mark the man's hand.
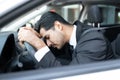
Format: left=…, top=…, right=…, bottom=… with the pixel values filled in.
left=18, top=27, right=46, bottom=50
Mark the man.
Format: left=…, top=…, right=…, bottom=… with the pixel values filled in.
left=18, top=11, right=113, bottom=68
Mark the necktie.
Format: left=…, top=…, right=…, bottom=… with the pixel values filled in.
left=69, top=45, right=74, bottom=54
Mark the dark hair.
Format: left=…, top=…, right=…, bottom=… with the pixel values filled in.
left=34, top=11, right=71, bottom=33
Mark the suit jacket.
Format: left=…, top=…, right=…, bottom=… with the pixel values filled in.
left=38, top=21, right=114, bottom=68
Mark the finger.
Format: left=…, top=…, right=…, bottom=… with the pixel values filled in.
left=18, top=41, right=25, bottom=48
left=18, top=36, right=23, bottom=42
left=24, top=27, right=41, bottom=37
left=24, top=26, right=32, bottom=30
left=18, top=27, right=26, bottom=33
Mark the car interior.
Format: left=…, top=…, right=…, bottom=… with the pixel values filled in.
left=1, top=0, right=120, bottom=79
left=85, top=5, right=120, bottom=58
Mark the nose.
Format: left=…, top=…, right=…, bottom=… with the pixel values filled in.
left=46, top=40, right=52, bottom=47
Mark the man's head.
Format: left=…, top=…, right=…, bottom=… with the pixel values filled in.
left=35, top=11, right=73, bottom=49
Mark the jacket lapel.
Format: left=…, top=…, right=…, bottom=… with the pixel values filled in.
left=73, top=20, right=92, bottom=42
left=73, top=21, right=83, bottom=42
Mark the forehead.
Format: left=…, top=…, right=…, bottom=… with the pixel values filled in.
left=40, top=28, right=53, bottom=37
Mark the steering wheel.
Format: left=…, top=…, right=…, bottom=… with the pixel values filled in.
left=24, top=42, right=36, bottom=56
left=5, top=41, right=38, bottom=72
left=23, top=42, right=38, bottom=63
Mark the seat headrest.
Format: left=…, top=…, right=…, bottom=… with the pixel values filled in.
left=87, top=5, right=103, bottom=23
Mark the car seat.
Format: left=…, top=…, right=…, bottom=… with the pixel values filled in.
left=103, top=26, right=120, bottom=59
left=113, top=33, right=120, bottom=58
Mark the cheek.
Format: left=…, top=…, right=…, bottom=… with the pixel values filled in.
left=53, top=33, right=65, bottom=44
left=49, top=30, right=65, bottom=45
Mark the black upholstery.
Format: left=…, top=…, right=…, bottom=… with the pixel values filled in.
left=103, top=27, right=120, bottom=42
left=113, top=34, right=120, bottom=58
left=102, top=26, right=120, bottom=59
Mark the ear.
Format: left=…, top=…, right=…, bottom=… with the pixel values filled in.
left=54, top=21, right=63, bottom=31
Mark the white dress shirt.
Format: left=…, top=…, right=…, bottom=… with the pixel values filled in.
left=34, top=25, right=77, bottom=62
left=69, top=25, right=77, bottom=49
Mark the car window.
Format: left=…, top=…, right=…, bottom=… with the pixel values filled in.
left=83, top=5, right=120, bottom=26
left=49, top=4, right=82, bottom=23
left=100, top=5, right=120, bottom=25
left=25, top=4, right=83, bottom=29
left=26, top=4, right=120, bottom=28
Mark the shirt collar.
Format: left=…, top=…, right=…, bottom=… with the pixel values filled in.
left=69, top=25, right=77, bottom=49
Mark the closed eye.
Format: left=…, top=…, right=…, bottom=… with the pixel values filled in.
left=43, top=35, right=50, bottom=44
left=44, top=35, right=49, bottom=40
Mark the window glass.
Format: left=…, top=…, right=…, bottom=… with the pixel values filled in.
left=49, top=4, right=82, bottom=23
left=92, top=5, right=120, bottom=25
left=116, top=9, right=120, bottom=24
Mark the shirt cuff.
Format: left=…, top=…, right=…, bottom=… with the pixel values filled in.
left=34, top=46, right=50, bottom=62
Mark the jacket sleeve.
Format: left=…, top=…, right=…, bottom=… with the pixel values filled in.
left=37, top=51, right=62, bottom=68
left=37, top=43, right=72, bottom=68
